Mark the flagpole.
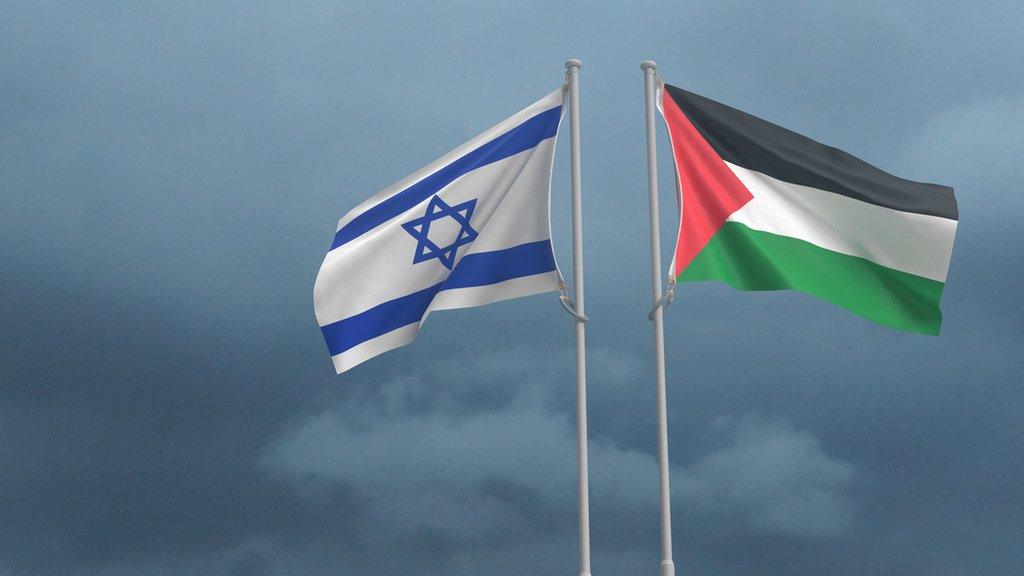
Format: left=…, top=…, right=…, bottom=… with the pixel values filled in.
left=641, top=60, right=676, bottom=576
left=565, top=58, right=591, bottom=576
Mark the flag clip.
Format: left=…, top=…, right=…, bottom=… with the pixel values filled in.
left=557, top=280, right=589, bottom=323
left=647, top=277, right=677, bottom=321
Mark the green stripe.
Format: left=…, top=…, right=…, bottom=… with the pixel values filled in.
left=679, top=222, right=945, bottom=334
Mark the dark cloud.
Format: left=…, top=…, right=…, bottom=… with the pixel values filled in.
left=2, top=1, right=1022, bottom=575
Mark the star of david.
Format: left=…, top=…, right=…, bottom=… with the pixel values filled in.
left=401, top=195, right=479, bottom=269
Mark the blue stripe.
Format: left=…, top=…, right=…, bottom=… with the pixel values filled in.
left=321, top=240, right=556, bottom=356
left=443, top=239, right=556, bottom=289
left=321, top=282, right=444, bottom=357
left=330, top=106, right=562, bottom=250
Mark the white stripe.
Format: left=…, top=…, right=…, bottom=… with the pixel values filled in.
left=725, top=162, right=958, bottom=282
left=335, top=89, right=563, bottom=232
left=428, top=271, right=558, bottom=313
left=314, top=138, right=557, bottom=327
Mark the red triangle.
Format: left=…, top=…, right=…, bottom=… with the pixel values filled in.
left=661, top=89, right=753, bottom=275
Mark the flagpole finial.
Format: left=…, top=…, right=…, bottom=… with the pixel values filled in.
left=641, top=60, right=658, bottom=71
left=565, top=58, right=583, bottom=70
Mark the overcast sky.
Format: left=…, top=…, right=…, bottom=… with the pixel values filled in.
left=2, top=2, right=1022, bottom=575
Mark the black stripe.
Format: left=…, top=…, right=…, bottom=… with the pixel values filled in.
left=664, top=84, right=958, bottom=220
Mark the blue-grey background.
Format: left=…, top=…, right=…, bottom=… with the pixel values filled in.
left=2, top=2, right=1022, bottom=575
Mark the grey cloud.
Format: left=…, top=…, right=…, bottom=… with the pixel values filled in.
left=265, top=351, right=857, bottom=551
left=678, top=416, right=856, bottom=538
left=261, top=348, right=638, bottom=547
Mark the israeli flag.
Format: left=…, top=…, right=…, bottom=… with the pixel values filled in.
left=314, top=89, right=565, bottom=373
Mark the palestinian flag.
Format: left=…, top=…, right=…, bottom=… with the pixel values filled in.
left=659, top=84, right=958, bottom=334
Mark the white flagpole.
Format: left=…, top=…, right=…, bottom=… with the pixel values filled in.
left=565, top=58, right=592, bottom=576
left=641, top=60, right=676, bottom=576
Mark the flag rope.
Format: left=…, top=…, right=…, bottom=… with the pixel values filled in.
left=558, top=278, right=590, bottom=322
left=647, top=276, right=677, bottom=321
